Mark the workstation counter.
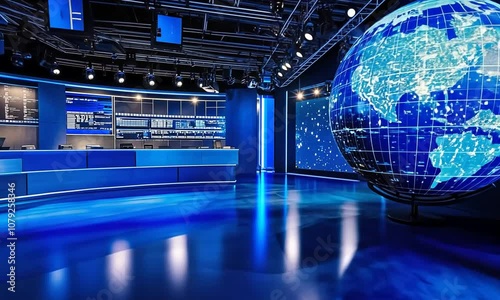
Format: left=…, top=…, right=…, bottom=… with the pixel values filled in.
left=0, top=149, right=238, bottom=199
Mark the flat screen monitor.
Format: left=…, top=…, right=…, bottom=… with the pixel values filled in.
left=0, top=83, right=39, bottom=125
left=152, top=14, right=182, bottom=48
left=48, top=0, right=85, bottom=31
left=66, top=92, right=113, bottom=135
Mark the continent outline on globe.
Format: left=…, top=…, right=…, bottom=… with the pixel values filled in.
left=330, top=0, right=500, bottom=196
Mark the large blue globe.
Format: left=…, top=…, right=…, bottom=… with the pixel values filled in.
left=330, top=0, right=500, bottom=198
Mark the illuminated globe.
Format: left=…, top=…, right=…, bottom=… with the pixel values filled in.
left=330, top=0, right=500, bottom=200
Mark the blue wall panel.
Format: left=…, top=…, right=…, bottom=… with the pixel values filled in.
left=21, top=151, right=87, bottom=171
left=225, top=89, right=258, bottom=175
left=136, top=149, right=238, bottom=166
left=0, top=159, right=22, bottom=173
left=87, top=150, right=135, bottom=168
left=178, top=166, right=235, bottom=182
left=200, top=150, right=238, bottom=165
left=38, top=83, right=67, bottom=149
left=0, top=173, right=27, bottom=198
left=27, top=167, right=178, bottom=194
left=0, top=151, right=87, bottom=171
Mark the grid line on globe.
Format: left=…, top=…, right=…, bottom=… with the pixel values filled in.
left=330, top=0, right=500, bottom=199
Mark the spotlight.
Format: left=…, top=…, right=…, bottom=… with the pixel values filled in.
left=174, top=73, right=183, bottom=87
left=11, top=51, right=24, bottom=67
left=197, top=77, right=204, bottom=88
left=314, top=88, right=320, bottom=96
left=281, top=61, right=288, bottom=71
left=285, top=60, right=291, bottom=69
left=295, top=47, right=304, bottom=58
left=247, top=78, right=257, bottom=88
left=115, top=69, right=125, bottom=84
left=324, top=81, right=331, bottom=96
left=304, top=22, right=315, bottom=41
left=297, top=91, right=304, bottom=100
left=135, top=95, right=142, bottom=101
left=347, top=8, right=356, bottom=18
left=145, top=72, right=156, bottom=86
left=192, top=97, right=198, bottom=104
left=51, top=62, right=60, bottom=75
left=277, top=70, right=284, bottom=77
left=86, top=63, right=95, bottom=80
left=270, top=0, right=284, bottom=15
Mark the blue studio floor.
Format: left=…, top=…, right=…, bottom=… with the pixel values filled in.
left=0, top=174, right=499, bottom=300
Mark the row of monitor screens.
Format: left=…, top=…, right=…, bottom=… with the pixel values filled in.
left=67, top=94, right=226, bottom=139
left=48, top=0, right=182, bottom=48
left=0, top=85, right=226, bottom=140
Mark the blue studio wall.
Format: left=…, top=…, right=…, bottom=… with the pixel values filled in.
left=226, top=88, right=258, bottom=175
left=38, top=82, right=67, bottom=149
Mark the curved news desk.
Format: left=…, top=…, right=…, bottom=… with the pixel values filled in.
left=0, top=149, right=238, bottom=199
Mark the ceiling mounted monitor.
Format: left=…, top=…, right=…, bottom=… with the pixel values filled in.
left=47, top=0, right=92, bottom=35
left=152, top=14, right=183, bottom=49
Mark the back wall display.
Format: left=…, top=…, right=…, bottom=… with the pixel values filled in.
left=0, top=83, right=38, bottom=125
left=66, top=92, right=113, bottom=135
left=295, top=97, right=354, bottom=173
left=114, top=96, right=225, bottom=140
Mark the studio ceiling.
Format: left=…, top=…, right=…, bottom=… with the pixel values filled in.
left=0, top=0, right=397, bottom=89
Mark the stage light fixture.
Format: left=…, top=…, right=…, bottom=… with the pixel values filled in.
left=197, top=77, right=204, bottom=88
left=174, top=73, right=183, bottom=87
left=247, top=78, right=257, bottom=88
left=284, top=59, right=291, bottom=69
left=297, top=91, right=304, bottom=100
left=304, top=22, right=315, bottom=41
left=295, top=47, right=304, bottom=58
left=51, top=62, right=60, bottom=75
left=145, top=72, right=156, bottom=86
left=347, top=8, right=356, bottom=18
left=192, top=97, right=198, bottom=104
left=277, top=70, right=284, bottom=77
left=314, top=88, right=320, bottom=96
left=86, top=63, right=95, bottom=80
left=270, top=0, right=284, bottom=15
left=324, top=81, right=332, bottom=96
left=281, top=61, right=288, bottom=71
left=11, top=51, right=24, bottom=67
left=115, top=69, right=125, bottom=84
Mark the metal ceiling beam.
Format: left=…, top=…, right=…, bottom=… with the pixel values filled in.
left=280, top=0, right=386, bottom=87
left=92, top=0, right=279, bottom=22
left=262, top=0, right=323, bottom=70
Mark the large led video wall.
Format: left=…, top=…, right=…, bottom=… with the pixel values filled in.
left=114, top=96, right=225, bottom=140
left=0, top=83, right=38, bottom=125
left=295, top=97, right=354, bottom=173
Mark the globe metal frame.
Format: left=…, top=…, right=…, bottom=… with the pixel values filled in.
left=368, top=181, right=497, bottom=225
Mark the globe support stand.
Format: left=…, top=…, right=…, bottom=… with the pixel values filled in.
left=386, top=197, right=443, bottom=226
left=368, top=182, right=496, bottom=226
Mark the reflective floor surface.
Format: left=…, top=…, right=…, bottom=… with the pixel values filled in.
left=0, top=174, right=499, bottom=299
